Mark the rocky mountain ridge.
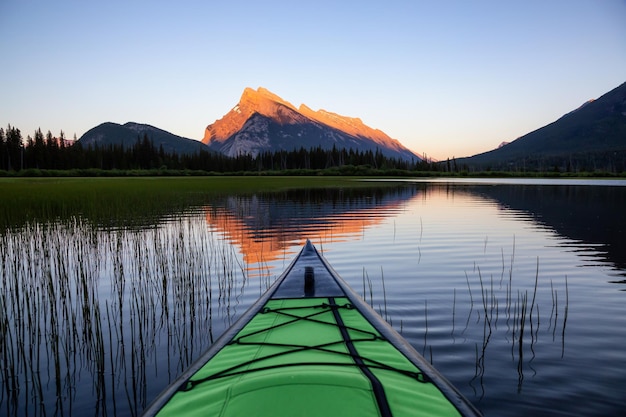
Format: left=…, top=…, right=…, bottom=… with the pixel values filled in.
left=202, top=87, right=420, bottom=161
left=78, top=122, right=209, bottom=155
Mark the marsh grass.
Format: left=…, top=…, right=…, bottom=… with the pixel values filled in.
left=0, top=215, right=254, bottom=416
left=0, top=180, right=583, bottom=415
left=0, top=176, right=411, bottom=415
left=458, top=251, right=569, bottom=396
left=0, top=177, right=376, bottom=229
left=367, top=237, right=570, bottom=394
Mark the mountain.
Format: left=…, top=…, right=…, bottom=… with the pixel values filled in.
left=459, top=82, right=626, bottom=171
left=202, top=87, right=421, bottom=161
left=77, top=122, right=209, bottom=155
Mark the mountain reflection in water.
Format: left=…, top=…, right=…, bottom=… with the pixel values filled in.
left=204, top=187, right=417, bottom=270
left=470, top=184, right=626, bottom=278
left=203, top=183, right=626, bottom=283
left=1, top=180, right=625, bottom=417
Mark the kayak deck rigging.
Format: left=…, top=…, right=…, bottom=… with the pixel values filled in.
left=142, top=240, right=481, bottom=417
left=180, top=298, right=430, bottom=392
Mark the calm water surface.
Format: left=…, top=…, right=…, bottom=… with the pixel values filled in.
left=1, top=179, right=625, bottom=416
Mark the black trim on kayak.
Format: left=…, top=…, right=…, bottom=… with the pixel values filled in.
left=329, top=297, right=393, bottom=417
left=140, top=245, right=308, bottom=415
left=141, top=240, right=483, bottom=417
left=304, top=241, right=482, bottom=417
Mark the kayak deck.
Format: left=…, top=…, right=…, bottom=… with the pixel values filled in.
left=143, top=241, right=480, bottom=417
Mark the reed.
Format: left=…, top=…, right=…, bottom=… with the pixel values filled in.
left=423, top=300, right=429, bottom=356
left=380, top=266, right=389, bottom=323
left=440, top=238, right=571, bottom=393
left=451, top=288, right=456, bottom=337
left=0, top=211, right=254, bottom=416
left=562, top=275, right=569, bottom=358
left=362, top=267, right=374, bottom=307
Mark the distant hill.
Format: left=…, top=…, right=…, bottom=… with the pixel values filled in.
left=202, top=87, right=421, bottom=161
left=77, top=122, right=209, bottom=155
left=459, top=82, right=626, bottom=171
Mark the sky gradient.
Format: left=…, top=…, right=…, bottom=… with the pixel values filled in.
left=2, top=0, right=625, bottom=160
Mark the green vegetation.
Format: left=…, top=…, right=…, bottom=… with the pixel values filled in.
left=0, top=214, right=245, bottom=415
left=0, top=176, right=388, bottom=229
left=3, top=170, right=625, bottom=229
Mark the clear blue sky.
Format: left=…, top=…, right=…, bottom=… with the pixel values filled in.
left=1, top=0, right=625, bottom=160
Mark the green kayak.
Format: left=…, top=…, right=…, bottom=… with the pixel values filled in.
left=142, top=240, right=481, bottom=417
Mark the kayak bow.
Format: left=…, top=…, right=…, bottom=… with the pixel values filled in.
left=142, top=240, right=481, bottom=416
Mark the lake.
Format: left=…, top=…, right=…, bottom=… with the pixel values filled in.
left=1, top=178, right=625, bottom=416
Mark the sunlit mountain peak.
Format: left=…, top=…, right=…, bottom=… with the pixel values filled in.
left=202, top=87, right=421, bottom=161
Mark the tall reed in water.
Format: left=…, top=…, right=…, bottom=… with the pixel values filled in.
left=457, top=249, right=569, bottom=393
left=0, top=214, right=250, bottom=417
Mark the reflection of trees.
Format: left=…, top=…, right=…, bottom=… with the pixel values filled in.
left=204, top=186, right=419, bottom=269
left=0, top=183, right=423, bottom=416
left=470, top=184, right=626, bottom=279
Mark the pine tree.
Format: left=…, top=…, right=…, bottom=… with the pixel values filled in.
left=5, top=125, right=23, bottom=171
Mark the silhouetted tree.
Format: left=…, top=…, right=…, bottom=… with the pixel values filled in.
left=3, top=125, right=23, bottom=171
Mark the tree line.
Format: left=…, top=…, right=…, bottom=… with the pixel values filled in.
left=3, top=124, right=624, bottom=175
left=0, top=125, right=440, bottom=174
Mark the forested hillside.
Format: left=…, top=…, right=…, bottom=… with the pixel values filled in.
left=0, top=125, right=432, bottom=174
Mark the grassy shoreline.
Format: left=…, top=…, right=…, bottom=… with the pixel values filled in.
left=3, top=174, right=624, bottom=229
left=0, top=176, right=390, bottom=228
left=1, top=167, right=625, bottom=178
